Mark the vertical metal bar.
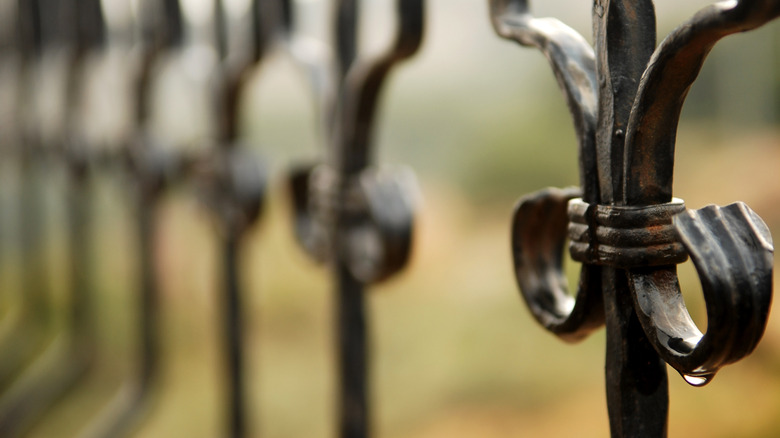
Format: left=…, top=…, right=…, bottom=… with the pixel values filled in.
left=79, top=1, right=183, bottom=436
left=334, top=0, right=358, bottom=84
left=212, top=0, right=246, bottom=430
left=592, top=2, right=668, bottom=435
left=602, top=270, right=668, bottom=437
left=287, top=2, right=422, bottom=437
left=207, top=1, right=268, bottom=436
left=278, top=0, right=292, bottom=35
left=331, top=2, right=369, bottom=436
left=136, top=184, right=160, bottom=402
left=335, top=263, right=368, bottom=438
left=222, top=227, right=246, bottom=438
left=134, top=0, right=186, bottom=410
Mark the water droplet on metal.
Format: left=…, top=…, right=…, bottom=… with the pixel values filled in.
left=680, top=371, right=715, bottom=387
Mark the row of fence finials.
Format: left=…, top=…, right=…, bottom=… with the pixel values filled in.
left=0, top=0, right=778, bottom=437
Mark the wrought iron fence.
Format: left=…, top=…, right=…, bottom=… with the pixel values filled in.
left=0, top=0, right=778, bottom=437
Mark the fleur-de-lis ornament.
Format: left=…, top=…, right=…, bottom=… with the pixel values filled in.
left=286, top=0, right=424, bottom=436
left=491, top=0, right=777, bottom=435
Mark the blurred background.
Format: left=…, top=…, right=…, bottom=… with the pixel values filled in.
left=2, top=0, right=780, bottom=437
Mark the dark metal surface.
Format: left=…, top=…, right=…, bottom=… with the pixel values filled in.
left=493, top=0, right=776, bottom=436
left=287, top=1, right=424, bottom=436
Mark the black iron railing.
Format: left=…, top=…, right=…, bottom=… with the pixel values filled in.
left=0, top=0, right=776, bottom=437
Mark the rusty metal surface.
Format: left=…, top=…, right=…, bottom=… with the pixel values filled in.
left=493, top=0, right=777, bottom=436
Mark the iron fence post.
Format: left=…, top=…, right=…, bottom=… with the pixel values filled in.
left=194, top=0, right=275, bottom=435
left=493, top=1, right=778, bottom=436
left=286, top=1, right=424, bottom=436
left=78, top=1, right=184, bottom=436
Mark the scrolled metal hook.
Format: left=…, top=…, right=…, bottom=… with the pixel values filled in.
left=291, top=0, right=424, bottom=284
left=343, top=167, right=416, bottom=283
left=192, top=143, right=267, bottom=234
left=289, top=163, right=417, bottom=284
left=489, top=0, right=599, bottom=200
left=619, top=0, right=779, bottom=386
left=624, top=0, right=780, bottom=205
left=495, top=0, right=604, bottom=341
left=511, top=187, right=604, bottom=342
left=333, top=0, right=424, bottom=174
left=629, top=202, right=773, bottom=386
left=205, top=0, right=275, bottom=230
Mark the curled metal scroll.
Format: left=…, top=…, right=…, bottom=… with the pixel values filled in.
left=291, top=163, right=416, bottom=284
left=290, top=0, right=424, bottom=285
left=333, top=0, right=424, bottom=174
left=199, top=0, right=270, bottom=234
left=624, top=0, right=780, bottom=204
left=493, top=0, right=604, bottom=341
left=632, top=202, right=773, bottom=385
left=511, top=187, right=604, bottom=342
left=489, top=0, right=599, bottom=200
